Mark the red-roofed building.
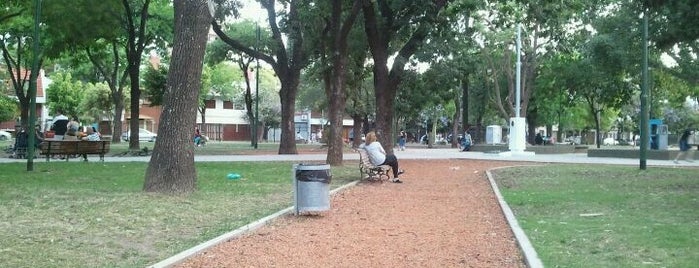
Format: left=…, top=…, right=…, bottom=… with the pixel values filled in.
left=0, top=68, right=51, bottom=133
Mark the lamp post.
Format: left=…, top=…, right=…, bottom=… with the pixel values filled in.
left=506, top=23, right=530, bottom=155
left=639, top=9, right=649, bottom=170
left=27, top=0, right=42, bottom=171
left=253, top=23, right=260, bottom=149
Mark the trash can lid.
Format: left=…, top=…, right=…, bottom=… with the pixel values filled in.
left=295, top=163, right=330, bottom=170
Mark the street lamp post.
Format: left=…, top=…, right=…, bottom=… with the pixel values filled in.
left=254, top=24, right=260, bottom=149
left=27, top=0, right=42, bottom=171
left=639, top=9, right=649, bottom=170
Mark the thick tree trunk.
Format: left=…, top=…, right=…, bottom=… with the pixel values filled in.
left=143, top=0, right=211, bottom=194
left=278, top=78, right=299, bottom=154
left=326, top=57, right=348, bottom=165
left=112, top=99, right=124, bottom=143
left=325, top=0, right=360, bottom=165
left=351, top=116, right=363, bottom=148
left=128, top=66, right=142, bottom=151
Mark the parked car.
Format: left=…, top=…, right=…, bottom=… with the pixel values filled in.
left=121, top=128, right=157, bottom=142
left=0, top=130, right=11, bottom=141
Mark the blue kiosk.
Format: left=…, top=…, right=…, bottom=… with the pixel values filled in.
left=649, top=119, right=668, bottom=150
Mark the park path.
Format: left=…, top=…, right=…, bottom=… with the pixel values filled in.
left=177, top=159, right=527, bottom=267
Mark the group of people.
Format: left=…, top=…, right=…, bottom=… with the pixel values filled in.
left=9, top=111, right=101, bottom=159
left=49, top=111, right=101, bottom=141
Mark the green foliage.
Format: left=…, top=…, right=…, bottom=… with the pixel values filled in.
left=79, top=82, right=114, bottom=124
left=646, top=0, right=699, bottom=48
left=142, top=65, right=168, bottom=106
left=41, top=0, right=122, bottom=58
left=46, top=72, right=84, bottom=117
left=206, top=20, right=272, bottom=66
left=0, top=95, right=19, bottom=122
left=209, top=62, right=241, bottom=101
left=495, top=164, right=699, bottom=267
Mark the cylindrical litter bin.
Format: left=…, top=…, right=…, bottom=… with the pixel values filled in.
left=293, top=164, right=332, bottom=215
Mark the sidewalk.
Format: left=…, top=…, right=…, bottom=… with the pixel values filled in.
left=3, top=148, right=696, bottom=167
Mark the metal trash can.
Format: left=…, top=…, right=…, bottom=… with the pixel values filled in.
left=293, top=164, right=332, bottom=215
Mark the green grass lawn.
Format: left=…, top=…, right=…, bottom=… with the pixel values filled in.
left=493, top=165, right=699, bottom=268
left=0, top=161, right=358, bottom=268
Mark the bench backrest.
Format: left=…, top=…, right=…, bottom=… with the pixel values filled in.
left=357, top=148, right=376, bottom=168
left=40, top=140, right=111, bottom=155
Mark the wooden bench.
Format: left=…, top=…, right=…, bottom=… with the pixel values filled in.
left=356, top=148, right=391, bottom=181
left=40, top=140, right=111, bottom=162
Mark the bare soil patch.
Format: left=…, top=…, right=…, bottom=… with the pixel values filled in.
left=178, top=159, right=526, bottom=267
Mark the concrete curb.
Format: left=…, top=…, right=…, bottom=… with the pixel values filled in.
left=147, top=180, right=360, bottom=268
left=486, top=166, right=544, bottom=268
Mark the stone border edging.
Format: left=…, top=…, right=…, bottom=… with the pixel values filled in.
left=486, top=166, right=544, bottom=268
left=147, top=180, right=361, bottom=268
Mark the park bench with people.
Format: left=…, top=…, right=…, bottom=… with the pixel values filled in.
left=40, top=140, right=111, bottom=162
left=356, top=148, right=391, bottom=181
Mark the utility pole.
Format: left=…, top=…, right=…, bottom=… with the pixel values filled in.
left=639, top=10, right=649, bottom=170
left=254, top=24, right=261, bottom=149
left=27, top=0, right=42, bottom=171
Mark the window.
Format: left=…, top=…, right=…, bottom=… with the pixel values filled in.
left=223, top=100, right=234, bottom=109
left=205, top=99, right=215, bottom=109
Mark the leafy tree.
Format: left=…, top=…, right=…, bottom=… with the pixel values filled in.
left=361, top=0, right=451, bottom=152
left=345, top=61, right=374, bottom=149
left=45, top=72, right=84, bottom=118
left=0, top=0, right=42, bottom=129
left=206, top=23, right=266, bottom=146
left=211, top=0, right=312, bottom=154
left=41, top=0, right=173, bottom=146
left=142, top=65, right=168, bottom=106
left=242, top=67, right=281, bottom=142
left=304, top=0, right=362, bottom=165
left=0, top=1, right=24, bottom=25
left=0, top=95, right=18, bottom=122
left=644, top=0, right=699, bottom=49
left=79, top=82, right=115, bottom=126
left=119, top=0, right=174, bottom=151
left=144, top=0, right=212, bottom=194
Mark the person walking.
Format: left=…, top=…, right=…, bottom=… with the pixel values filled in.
left=673, top=129, right=695, bottom=164
left=398, top=131, right=406, bottom=151
left=461, top=131, right=473, bottom=151
left=360, top=131, right=404, bottom=183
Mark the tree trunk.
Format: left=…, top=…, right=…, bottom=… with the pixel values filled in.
left=278, top=77, right=299, bottom=154
left=241, top=61, right=256, bottom=147
left=325, top=0, right=360, bottom=166
left=461, top=75, right=470, bottom=133
left=124, top=0, right=151, bottom=151
left=351, top=116, right=363, bottom=148
left=143, top=0, right=211, bottom=194
left=451, top=97, right=459, bottom=148
left=112, top=99, right=124, bottom=143
left=128, top=66, right=142, bottom=151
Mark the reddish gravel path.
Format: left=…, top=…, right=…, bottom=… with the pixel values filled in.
left=178, top=159, right=526, bottom=267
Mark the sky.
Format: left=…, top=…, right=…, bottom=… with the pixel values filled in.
left=238, top=0, right=267, bottom=22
